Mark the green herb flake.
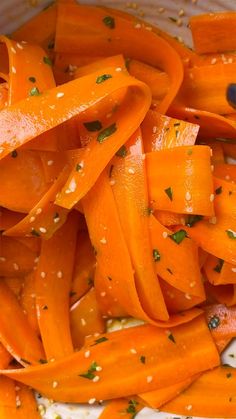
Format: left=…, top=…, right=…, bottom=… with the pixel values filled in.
left=88, top=277, right=94, bottom=286
left=79, top=361, right=99, bottom=380
left=215, top=186, right=223, bottom=195
left=174, top=122, right=180, bottom=127
left=43, top=56, right=52, bottom=66
left=96, top=74, right=112, bottom=84
left=76, top=163, right=83, bottom=172
left=31, top=229, right=40, bottom=237
left=38, top=359, right=47, bottom=364
left=28, top=76, right=36, bottom=83
left=194, top=114, right=200, bottom=120
left=168, top=332, right=176, bottom=343
left=20, top=358, right=31, bottom=365
left=11, top=150, right=18, bottom=158
left=213, top=258, right=224, bottom=273
left=169, top=16, right=177, bottom=22
left=169, top=229, right=187, bottom=245
left=229, top=354, right=235, bottom=358
left=227, top=372, right=232, bottom=378
left=126, top=399, right=139, bottom=417
left=167, top=268, right=173, bottom=275
left=140, top=355, right=146, bottom=364
left=97, top=123, right=117, bottom=143
left=187, top=149, right=193, bottom=156
left=92, top=337, right=108, bottom=346
left=153, top=249, right=161, bottom=262
left=42, top=305, right=48, bottom=310
left=29, top=86, right=40, bottom=96
left=48, top=39, right=55, bottom=50
left=84, top=120, right=102, bottom=132
left=164, top=186, right=173, bottom=201
left=208, top=315, right=220, bottom=330
left=144, top=207, right=153, bottom=216
left=69, top=291, right=77, bottom=298
left=116, top=145, right=127, bottom=158
left=103, top=16, right=115, bottom=29
left=185, top=214, right=203, bottom=227
left=226, top=229, right=236, bottom=240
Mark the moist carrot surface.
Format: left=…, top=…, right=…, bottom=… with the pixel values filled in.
left=0, top=1, right=236, bottom=417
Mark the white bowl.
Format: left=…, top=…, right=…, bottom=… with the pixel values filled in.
left=0, top=1, right=236, bottom=418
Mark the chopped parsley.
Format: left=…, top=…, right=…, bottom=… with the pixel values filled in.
left=168, top=332, right=176, bottom=343
left=11, top=150, right=18, bottom=158
left=126, top=399, right=139, bottom=418
left=91, top=337, right=108, bottom=345
left=164, top=186, right=173, bottom=201
left=215, top=186, right=222, bottom=195
left=43, top=56, right=52, bottom=66
left=226, top=229, right=236, bottom=240
left=167, top=268, right=173, bottom=274
left=84, top=120, right=102, bottom=132
left=140, top=355, right=146, bottom=364
left=103, top=16, right=115, bottom=29
left=116, top=145, right=127, bottom=157
left=20, top=358, right=31, bottom=365
left=185, top=214, right=203, bottom=227
left=79, top=361, right=99, bottom=380
left=29, top=86, right=40, bottom=96
left=153, top=249, right=161, bottom=262
left=97, top=123, right=117, bottom=143
left=31, top=229, right=40, bottom=237
left=208, top=315, right=220, bottom=330
left=28, top=76, right=36, bottom=83
left=96, top=74, right=112, bottom=84
left=38, top=359, right=47, bottom=364
left=213, top=258, right=224, bottom=273
left=226, top=372, right=232, bottom=378
left=42, top=305, right=48, bottom=310
left=169, top=229, right=187, bottom=244
left=76, top=163, right=83, bottom=171
left=169, top=16, right=177, bottom=22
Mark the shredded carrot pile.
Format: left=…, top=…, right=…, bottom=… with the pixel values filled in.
left=0, top=1, right=236, bottom=417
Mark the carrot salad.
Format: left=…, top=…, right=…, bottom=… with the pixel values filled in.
left=0, top=1, right=236, bottom=417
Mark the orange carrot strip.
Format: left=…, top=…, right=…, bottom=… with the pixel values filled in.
left=160, top=279, right=205, bottom=314
left=0, top=345, right=11, bottom=369
left=141, top=109, right=199, bottom=153
left=38, top=151, right=67, bottom=183
left=0, top=377, right=20, bottom=417
left=99, top=398, right=143, bottom=418
left=222, top=142, right=236, bottom=159
left=70, top=230, right=96, bottom=305
left=205, top=282, right=236, bottom=307
left=0, top=281, right=44, bottom=366
left=0, top=150, right=49, bottom=213
left=20, top=272, right=39, bottom=335
left=190, top=12, right=236, bottom=54
left=164, top=366, right=236, bottom=417
left=210, top=142, right=225, bottom=164
left=1, top=316, right=220, bottom=402
left=4, top=277, right=23, bottom=297
left=0, top=208, right=24, bottom=231
left=146, top=145, right=214, bottom=216
left=154, top=210, right=185, bottom=227
left=205, top=304, right=236, bottom=353
left=0, top=236, right=37, bottom=277
left=70, top=288, right=105, bottom=349
left=111, top=130, right=168, bottom=321
left=204, top=255, right=236, bottom=286
left=55, top=2, right=183, bottom=114
left=214, top=163, right=236, bottom=183
left=4, top=165, right=70, bottom=239
left=12, top=3, right=57, bottom=53
left=35, top=211, right=79, bottom=360
left=15, top=383, right=40, bottom=419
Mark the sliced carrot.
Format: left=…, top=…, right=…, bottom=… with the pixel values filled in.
left=70, top=230, right=96, bottom=305
left=190, top=12, right=236, bottom=54
left=0, top=377, right=20, bottom=418
left=146, top=145, right=214, bottom=216
left=141, top=109, right=199, bottom=153
left=15, top=383, right=40, bottom=419
left=159, top=279, right=204, bottom=314
left=99, top=398, right=143, bottom=418
left=0, top=345, right=12, bottom=369
left=70, top=288, right=105, bottom=349
left=164, top=366, right=236, bottom=417
left=0, top=208, right=24, bottom=231
left=35, top=211, right=79, bottom=360
left=0, top=236, right=37, bottom=277
left=214, top=163, right=236, bottom=183
left=55, top=2, right=183, bottom=113
left=204, top=255, right=236, bottom=286
left=4, top=277, right=23, bottom=297
left=1, top=316, right=220, bottom=402
left=0, top=281, right=44, bottom=366
left=154, top=210, right=185, bottom=227
left=222, top=142, right=236, bottom=159
left=205, top=282, right=236, bottom=307
left=20, top=272, right=39, bottom=335
left=210, top=142, right=225, bottom=164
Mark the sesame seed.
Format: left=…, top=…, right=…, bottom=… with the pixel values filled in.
left=38, top=404, right=46, bottom=415
left=11, top=66, right=16, bottom=74
left=211, top=58, right=217, bottom=64
left=81, top=318, right=86, bottom=326
left=13, top=263, right=19, bottom=271
left=100, top=237, right=107, bottom=244
left=186, top=404, right=193, bottom=411
left=93, top=375, right=100, bottom=383
left=49, top=104, right=56, bottom=110
left=0, top=257, right=6, bottom=262
left=210, top=148, right=213, bottom=156
left=145, top=26, right=152, bottom=31
left=68, top=178, right=77, bottom=193
left=128, top=168, right=135, bottom=174
left=177, top=19, right=183, bottom=27
left=209, top=216, right=217, bottom=224
left=54, top=217, right=60, bottom=224
left=40, top=272, right=46, bottom=279
left=52, top=381, right=58, bottom=388
left=162, top=231, right=168, bottom=239
left=232, top=267, right=236, bottom=273
left=146, top=376, right=153, bottom=383
left=84, top=350, right=91, bottom=358
left=88, top=398, right=96, bottom=405
left=115, top=67, right=122, bottom=72
left=56, top=92, right=64, bottom=98
left=185, top=293, right=192, bottom=300
left=47, top=160, right=54, bottom=166
left=39, top=227, right=47, bottom=233
left=190, top=281, right=196, bottom=288
left=134, top=23, right=141, bottom=29
left=100, top=291, right=106, bottom=297
left=109, top=179, right=116, bottom=186
left=16, top=42, right=23, bottom=49
left=178, top=8, right=185, bottom=17
left=225, top=175, right=230, bottom=180
left=29, top=216, right=36, bottom=223
left=186, top=206, right=193, bottom=213
left=96, top=366, right=102, bottom=371
left=16, top=397, right=21, bottom=408
left=210, top=194, right=215, bottom=202
left=11, top=47, right=16, bottom=54
left=36, top=208, right=42, bottom=215
left=57, top=271, right=63, bottom=278
left=185, top=191, right=192, bottom=201
left=130, top=348, right=137, bottom=354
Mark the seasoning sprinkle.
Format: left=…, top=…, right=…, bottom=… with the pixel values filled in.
left=153, top=248, right=161, bottom=262
left=96, top=74, right=112, bottom=84
left=84, top=120, right=102, bottom=132
left=164, top=186, right=173, bottom=201
left=103, top=16, right=115, bottom=29
left=97, top=123, right=117, bottom=143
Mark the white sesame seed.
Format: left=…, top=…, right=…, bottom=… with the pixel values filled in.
left=130, top=348, right=137, bottom=354
left=210, top=148, right=213, bottom=156
left=92, top=375, right=100, bottom=383
left=134, top=23, right=141, bottom=29
left=52, top=381, right=58, bottom=388
left=178, top=8, right=185, bottom=17
left=88, top=398, right=96, bottom=405
left=56, top=92, right=64, bottom=98
left=100, top=237, right=107, bottom=244
left=185, top=191, right=192, bottom=201
left=146, top=375, right=153, bottom=383
left=96, top=366, right=102, bottom=372
left=225, top=175, right=230, bottom=180
left=68, top=178, right=77, bottom=193
left=145, top=26, right=152, bottom=31
left=11, top=66, right=16, bottom=74
left=13, top=263, right=19, bottom=271
left=54, top=217, right=60, bottom=224
left=40, top=272, right=46, bottom=279
left=115, top=67, right=122, bottom=72
left=185, top=293, right=192, bottom=300
left=232, top=267, right=236, bottom=273
left=84, top=350, right=91, bottom=358
left=11, top=47, right=16, bottom=54
left=210, top=194, right=215, bottom=202
left=81, top=318, right=86, bottom=326
left=57, top=271, right=63, bottom=278
left=16, top=42, right=23, bottom=49
left=162, top=231, right=168, bottom=239
left=186, top=206, right=193, bottom=213
left=186, top=404, right=193, bottom=411
left=211, top=58, right=217, bottom=64
left=0, top=257, right=6, bottom=262
left=128, top=168, right=135, bottom=174
left=29, top=216, right=36, bottom=223
left=47, top=160, right=54, bottom=166
left=39, top=227, right=47, bottom=233
left=49, top=104, right=56, bottom=110
left=38, top=404, right=46, bottom=415
left=209, top=216, right=217, bottom=224
left=36, top=208, right=42, bottom=215
left=100, top=291, right=106, bottom=297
